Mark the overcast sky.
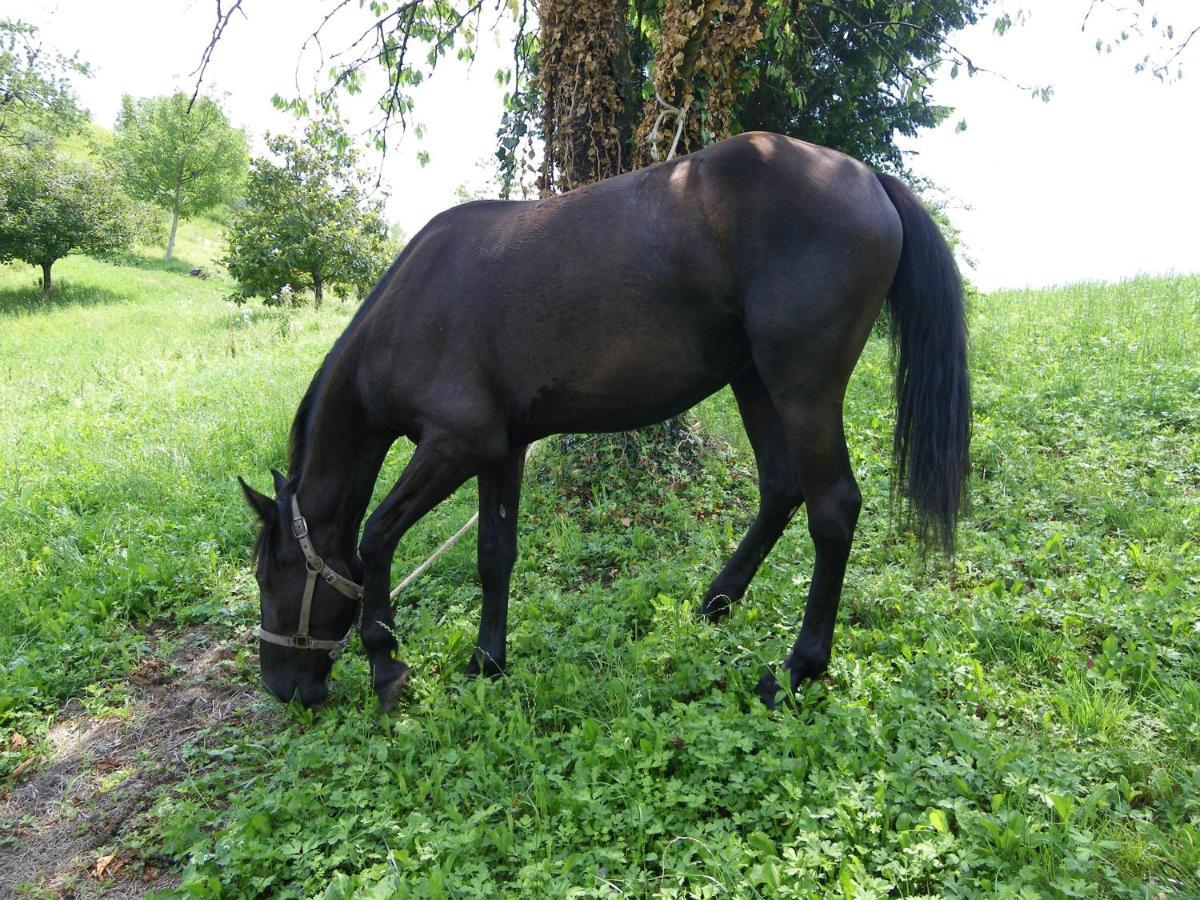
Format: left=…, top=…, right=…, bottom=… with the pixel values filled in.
left=11, top=0, right=1199, bottom=291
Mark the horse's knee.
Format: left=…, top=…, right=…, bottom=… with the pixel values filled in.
left=359, top=524, right=390, bottom=569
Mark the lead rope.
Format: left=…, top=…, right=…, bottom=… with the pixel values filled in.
left=389, top=441, right=541, bottom=601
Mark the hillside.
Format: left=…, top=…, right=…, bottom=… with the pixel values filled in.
left=0, top=233, right=1197, bottom=896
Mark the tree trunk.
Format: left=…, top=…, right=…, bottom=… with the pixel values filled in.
left=312, top=274, right=323, bottom=309
left=538, top=0, right=631, bottom=192
left=165, top=176, right=182, bottom=260
left=40, top=261, right=53, bottom=294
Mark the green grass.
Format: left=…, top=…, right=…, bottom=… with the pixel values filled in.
left=0, top=235, right=1197, bottom=897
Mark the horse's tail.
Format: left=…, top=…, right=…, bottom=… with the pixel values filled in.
left=875, top=172, right=971, bottom=555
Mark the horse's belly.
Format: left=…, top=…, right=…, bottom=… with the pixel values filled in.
left=507, top=309, right=750, bottom=439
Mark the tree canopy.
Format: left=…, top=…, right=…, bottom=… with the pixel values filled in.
left=199, top=0, right=1197, bottom=196
left=223, top=120, right=394, bottom=307
left=0, top=147, right=152, bottom=292
left=0, top=18, right=89, bottom=148
left=255, top=0, right=1000, bottom=192
left=111, top=92, right=248, bottom=259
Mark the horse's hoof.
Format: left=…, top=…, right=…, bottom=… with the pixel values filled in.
left=463, top=653, right=505, bottom=679
left=374, top=663, right=411, bottom=712
left=700, top=593, right=733, bottom=622
left=756, top=672, right=786, bottom=709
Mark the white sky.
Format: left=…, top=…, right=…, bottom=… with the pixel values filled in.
left=10, top=1, right=1200, bottom=290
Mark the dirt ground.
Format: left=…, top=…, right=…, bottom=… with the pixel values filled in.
left=0, top=627, right=273, bottom=898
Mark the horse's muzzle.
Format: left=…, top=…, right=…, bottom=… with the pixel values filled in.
left=260, top=672, right=330, bottom=707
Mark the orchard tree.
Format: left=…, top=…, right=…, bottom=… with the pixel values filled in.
left=111, top=92, right=248, bottom=260
left=223, top=120, right=393, bottom=308
left=0, top=147, right=151, bottom=292
left=0, top=18, right=89, bottom=147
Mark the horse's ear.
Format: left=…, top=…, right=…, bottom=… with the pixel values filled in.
left=238, top=476, right=276, bottom=523
left=270, top=468, right=287, bottom=494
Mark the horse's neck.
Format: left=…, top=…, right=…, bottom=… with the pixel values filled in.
left=293, top=379, right=391, bottom=561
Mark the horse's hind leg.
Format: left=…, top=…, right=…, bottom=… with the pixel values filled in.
left=701, top=366, right=802, bottom=621
left=466, top=444, right=527, bottom=677
left=359, top=435, right=480, bottom=708
left=753, top=402, right=861, bottom=706
left=743, top=273, right=884, bottom=707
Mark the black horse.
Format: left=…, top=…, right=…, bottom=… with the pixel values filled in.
left=239, top=132, right=970, bottom=710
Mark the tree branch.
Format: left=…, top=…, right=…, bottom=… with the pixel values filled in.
left=189, top=0, right=247, bottom=111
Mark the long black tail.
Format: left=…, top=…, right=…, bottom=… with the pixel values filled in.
left=875, top=172, right=971, bottom=555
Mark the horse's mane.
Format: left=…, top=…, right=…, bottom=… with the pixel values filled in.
left=284, top=250, right=411, bottom=484
left=286, top=363, right=327, bottom=482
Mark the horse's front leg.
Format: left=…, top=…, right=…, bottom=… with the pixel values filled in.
left=466, top=445, right=527, bottom=677
left=359, top=435, right=478, bottom=709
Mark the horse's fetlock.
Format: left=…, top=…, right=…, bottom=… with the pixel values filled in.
left=360, top=620, right=397, bottom=654
left=788, top=643, right=831, bottom=681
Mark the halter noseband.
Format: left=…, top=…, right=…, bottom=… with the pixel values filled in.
left=257, top=495, right=363, bottom=660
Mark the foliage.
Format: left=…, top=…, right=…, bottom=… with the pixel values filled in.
left=633, top=0, right=764, bottom=166
left=1082, top=0, right=1200, bottom=82
left=739, top=1, right=985, bottom=168
left=1, top=241, right=1198, bottom=892
left=215, top=1, right=1198, bottom=191
left=536, top=0, right=1003, bottom=187
left=253, top=1, right=1002, bottom=193
left=0, top=146, right=154, bottom=292
left=110, top=92, right=248, bottom=259
left=222, top=120, right=393, bottom=307
left=0, top=18, right=89, bottom=148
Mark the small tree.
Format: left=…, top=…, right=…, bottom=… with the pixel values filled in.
left=0, top=147, right=149, bottom=293
left=111, top=92, right=247, bottom=260
left=223, top=121, right=392, bottom=307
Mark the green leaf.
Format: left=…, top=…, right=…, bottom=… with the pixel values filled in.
left=929, top=808, right=950, bottom=834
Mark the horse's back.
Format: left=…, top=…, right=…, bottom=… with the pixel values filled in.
left=350, top=133, right=902, bottom=443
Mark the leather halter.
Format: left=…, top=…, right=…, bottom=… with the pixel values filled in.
left=257, top=495, right=363, bottom=660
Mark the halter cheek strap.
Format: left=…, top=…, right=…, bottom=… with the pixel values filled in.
left=257, top=496, right=364, bottom=660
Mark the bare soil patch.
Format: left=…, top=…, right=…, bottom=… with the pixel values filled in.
left=0, top=626, right=275, bottom=898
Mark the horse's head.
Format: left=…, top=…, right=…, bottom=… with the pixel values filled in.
left=239, top=471, right=362, bottom=707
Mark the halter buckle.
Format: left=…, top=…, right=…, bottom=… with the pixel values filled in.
left=291, top=633, right=312, bottom=649
left=292, top=516, right=309, bottom=539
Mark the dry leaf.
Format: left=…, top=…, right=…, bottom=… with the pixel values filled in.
left=93, top=852, right=126, bottom=880
left=9, top=732, right=28, bottom=751
left=10, top=756, right=36, bottom=781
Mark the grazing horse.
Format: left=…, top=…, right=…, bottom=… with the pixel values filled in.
left=239, top=131, right=970, bottom=710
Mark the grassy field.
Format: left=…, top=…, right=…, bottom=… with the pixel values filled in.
left=0, top=231, right=1197, bottom=897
